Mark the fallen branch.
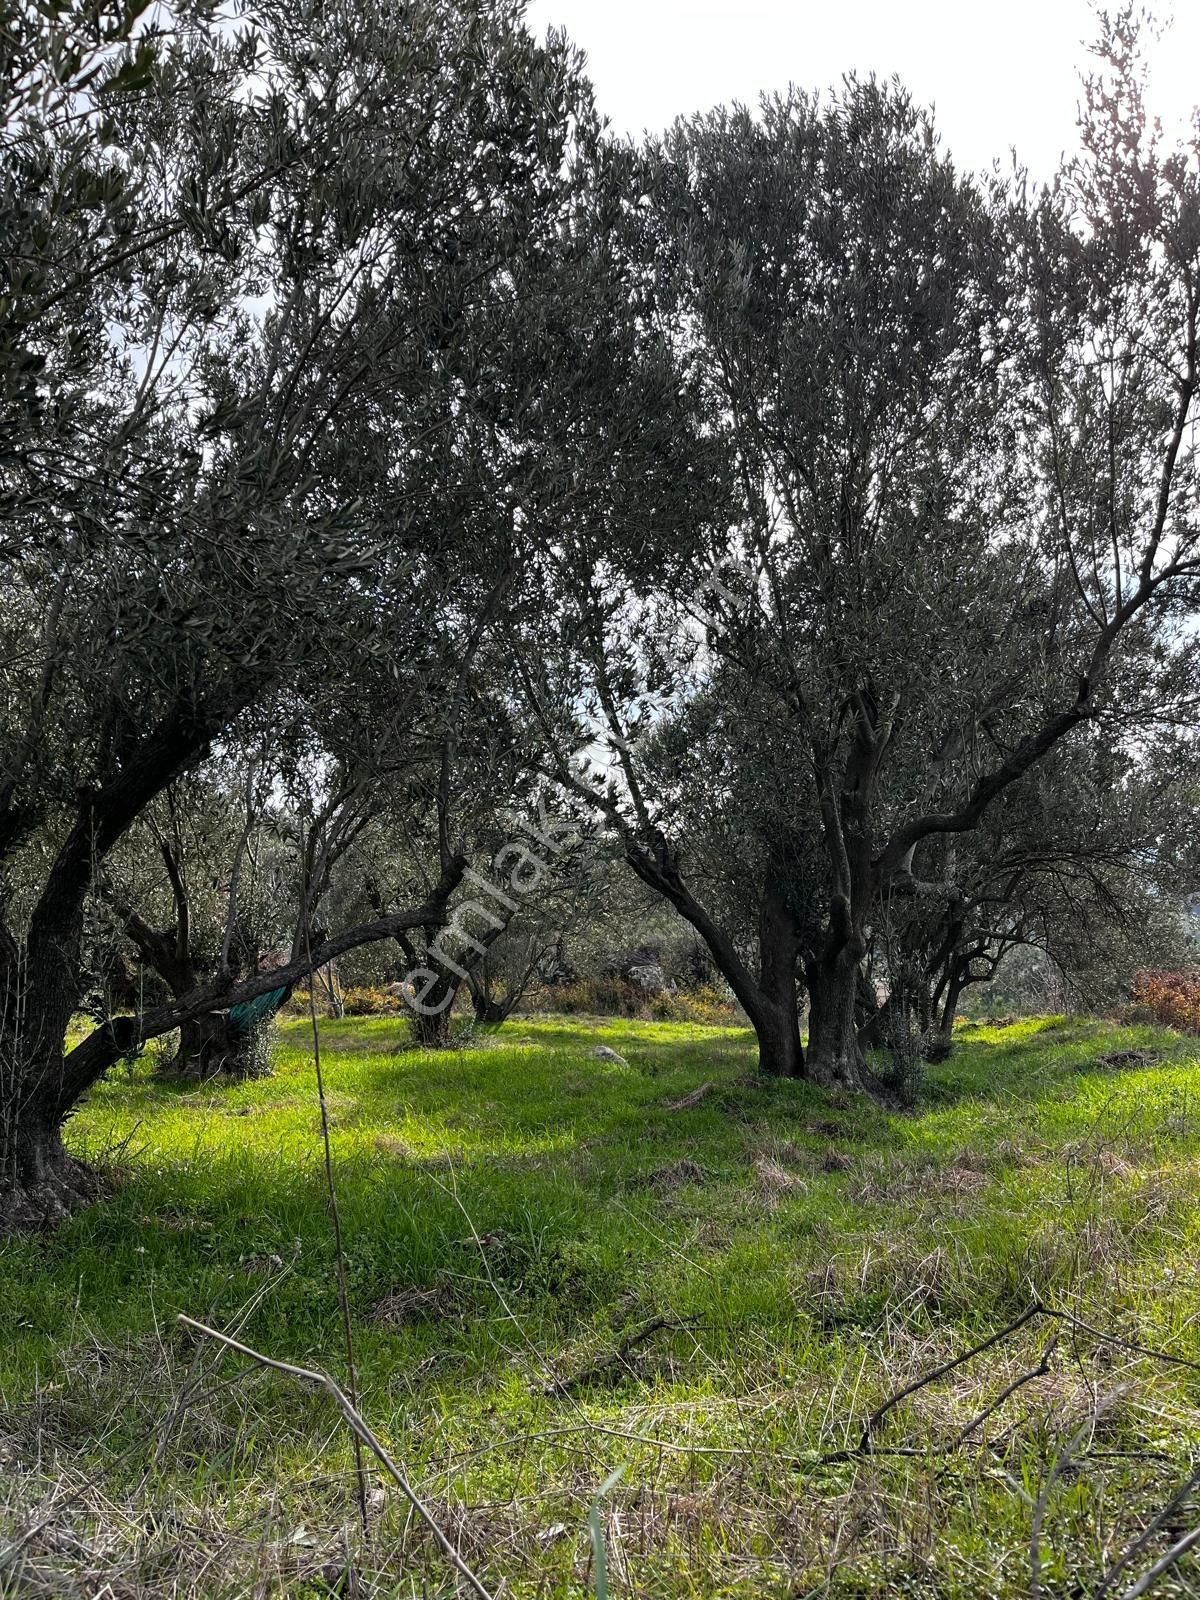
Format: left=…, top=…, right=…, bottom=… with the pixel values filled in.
left=951, top=1333, right=1060, bottom=1447
left=1116, top=1523, right=1200, bottom=1600
left=1040, top=1305, right=1200, bottom=1376
left=1095, top=1463, right=1200, bottom=1599
left=818, top=1299, right=1200, bottom=1467
left=0, top=1272, right=282, bottom=1573
left=664, top=1082, right=715, bottom=1111
left=177, top=1315, right=494, bottom=1600
left=543, top=1315, right=700, bottom=1398
left=843, top=1301, right=1046, bottom=1459
left=1097, top=1050, right=1165, bottom=1070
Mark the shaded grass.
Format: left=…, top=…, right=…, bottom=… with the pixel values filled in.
left=2, top=1013, right=1200, bottom=1596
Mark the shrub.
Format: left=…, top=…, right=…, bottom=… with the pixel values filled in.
left=872, top=1025, right=924, bottom=1107
left=286, top=985, right=402, bottom=1018
left=537, top=976, right=742, bottom=1024
left=922, top=1032, right=955, bottom=1064
left=543, top=977, right=649, bottom=1017
left=648, top=984, right=741, bottom=1025
left=1129, top=970, right=1200, bottom=1033
left=340, top=985, right=400, bottom=1016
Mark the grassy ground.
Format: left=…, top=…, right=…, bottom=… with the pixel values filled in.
left=3, top=1014, right=1200, bottom=1598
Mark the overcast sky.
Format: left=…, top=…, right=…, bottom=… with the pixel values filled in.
left=523, top=1, right=1200, bottom=181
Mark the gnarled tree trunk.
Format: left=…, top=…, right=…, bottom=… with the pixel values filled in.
left=1, top=812, right=467, bottom=1233
left=108, top=848, right=272, bottom=1082
left=1, top=811, right=112, bottom=1228
left=1, top=864, right=118, bottom=1229
left=402, top=960, right=463, bottom=1047
left=0, top=1077, right=104, bottom=1233
left=804, top=948, right=866, bottom=1090
left=163, top=1011, right=269, bottom=1080
left=748, top=873, right=805, bottom=1077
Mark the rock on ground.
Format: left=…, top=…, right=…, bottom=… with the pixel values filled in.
left=591, top=1044, right=629, bottom=1066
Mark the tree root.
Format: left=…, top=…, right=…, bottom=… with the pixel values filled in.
left=0, top=1152, right=105, bottom=1235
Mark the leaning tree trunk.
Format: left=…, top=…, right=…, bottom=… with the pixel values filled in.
left=626, top=847, right=808, bottom=1079
left=935, top=969, right=965, bottom=1044
left=470, top=988, right=513, bottom=1025
left=466, top=949, right=525, bottom=1026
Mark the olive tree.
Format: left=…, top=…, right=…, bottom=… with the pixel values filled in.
left=525, top=38, right=1200, bottom=1089
left=0, top=0, right=600, bottom=1225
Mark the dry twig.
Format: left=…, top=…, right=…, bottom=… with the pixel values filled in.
left=544, top=1316, right=700, bottom=1398
left=176, top=1314, right=495, bottom=1600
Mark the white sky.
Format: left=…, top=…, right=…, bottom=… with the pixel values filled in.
left=524, top=0, right=1200, bottom=180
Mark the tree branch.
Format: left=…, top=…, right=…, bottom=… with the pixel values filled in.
left=59, top=858, right=468, bottom=1106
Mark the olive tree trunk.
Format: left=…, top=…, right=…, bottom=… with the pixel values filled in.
left=163, top=1012, right=270, bottom=1081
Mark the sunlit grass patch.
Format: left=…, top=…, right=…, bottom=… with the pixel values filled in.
left=2, top=1013, right=1200, bottom=1596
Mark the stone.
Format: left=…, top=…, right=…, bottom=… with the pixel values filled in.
left=627, top=962, right=669, bottom=994
left=591, top=1044, right=629, bottom=1066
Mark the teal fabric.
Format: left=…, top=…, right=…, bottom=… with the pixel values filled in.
left=227, top=985, right=287, bottom=1035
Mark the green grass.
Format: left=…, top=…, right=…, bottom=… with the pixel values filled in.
left=4, top=1013, right=1200, bottom=1597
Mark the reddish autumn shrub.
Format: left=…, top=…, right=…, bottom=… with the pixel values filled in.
left=1129, top=970, right=1200, bottom=1033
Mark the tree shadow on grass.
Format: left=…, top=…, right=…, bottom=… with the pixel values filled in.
left=921, top=1015, right=1195, bottom=1109
left=17, top=1011, right=1192, bottom=1401
left=10, top=1016, right=862, bottom=1399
